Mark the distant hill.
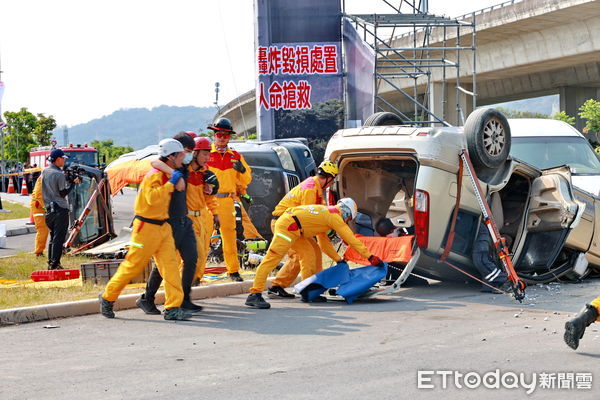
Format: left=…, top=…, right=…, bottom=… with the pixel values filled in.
left=54, top=105, right=218, bottom=150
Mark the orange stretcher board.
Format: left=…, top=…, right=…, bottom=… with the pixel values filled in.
left=343, top=234, right=414, bottom=265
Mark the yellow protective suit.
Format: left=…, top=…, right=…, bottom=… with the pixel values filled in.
left=207, top=144, right=252, bottom=274
left=102, top=169, right=184, bottom=309
left=30, top=177, right=49, bottom=255
left=250, top=204, right=373, bottom=293
left=271, top=176, right=326, bottom=288
left=186, top=165, right=219, bottom=281
left=591, top=296, right=600, bottom=321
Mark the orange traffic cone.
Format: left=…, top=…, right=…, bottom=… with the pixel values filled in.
left=20, top=177, right=29, bottom=196
left=7, top=177, right=15, bottom=193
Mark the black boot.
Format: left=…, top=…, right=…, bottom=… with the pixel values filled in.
left=564, top=304, right=598, bottom=350
left=245, top=293, right=271, bottom=309
left=181, top=299, right=203, bottom=313
left=267, top=285, right=295, bottom=299
left=98, top=294, right=115, bottom=319
left=135, top=293, right=161, bottom=315
left=229, top=272, right=244, bottom=282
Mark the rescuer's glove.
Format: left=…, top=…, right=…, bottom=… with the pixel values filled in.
left=232, top=160, right=246, bottom=173
left=203, top=170, right=219, bottom=195
left=240, top=193, right=253, bottom=205
left=368, top=255, right=385, bottom=267
left=169, top=170, right=184, bottom=185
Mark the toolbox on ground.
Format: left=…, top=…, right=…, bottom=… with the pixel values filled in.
left=79, top=259, right=153, bottom=285
left=31, top=269, right=81, bottom=282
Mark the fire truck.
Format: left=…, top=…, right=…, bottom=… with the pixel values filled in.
left=29, top=142, right=99, bottom=168
left=28, top=142, right=115, bottom=252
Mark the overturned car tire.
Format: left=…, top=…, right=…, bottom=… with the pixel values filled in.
left=363, top=112, right=404, bottom=127
left=464, top=108, right=511, bottom=170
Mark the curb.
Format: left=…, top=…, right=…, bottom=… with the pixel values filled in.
left=0, top=277, right=281, bottom=325
left=6, top=226, right=37, bottom=237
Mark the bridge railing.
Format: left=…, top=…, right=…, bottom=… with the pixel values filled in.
left=391, top=0, right=523, bottom=41
left=454, top=0, right=524, bottom=21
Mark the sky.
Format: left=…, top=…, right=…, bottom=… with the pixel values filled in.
left=0, top=0, right=506, bottom=127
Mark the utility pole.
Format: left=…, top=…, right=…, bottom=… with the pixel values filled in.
left=63, top=126, right=69, bottom=146
left=214, top=82, right=220, bottom=111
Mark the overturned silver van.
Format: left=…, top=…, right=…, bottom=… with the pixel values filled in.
left=325, top=108, right=600, bottom=284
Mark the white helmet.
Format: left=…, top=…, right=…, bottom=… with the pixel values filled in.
left=159, top=138, right=184, bottom=157
left=337, top=197, right=357, bottom=221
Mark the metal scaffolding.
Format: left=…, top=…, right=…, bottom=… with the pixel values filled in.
left=344, top=0, right=477, bottom=126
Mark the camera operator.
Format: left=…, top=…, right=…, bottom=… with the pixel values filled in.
left=41, top=149, right=80, bottom=270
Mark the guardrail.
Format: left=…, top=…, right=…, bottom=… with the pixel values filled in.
left=454, top=0, right=523, bottom=21
left=390, top=0, right=523, bottom=41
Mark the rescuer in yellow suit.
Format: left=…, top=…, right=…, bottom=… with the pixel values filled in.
left=187, top=136, right=220, bottom=281
left=245, top=199, right=385, bottom=309
left=267, top=160, right=339, bottom=299
left=206, top=118, right=252, bottom=281
left=99, top=138, right=191, bottom=321
left=564, top=295, right=600, bottom=350
left=30, top=176, right=49, bottom=256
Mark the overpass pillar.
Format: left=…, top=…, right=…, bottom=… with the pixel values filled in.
left=429, top=82, right=474, bottom=126
left=560, top=86, right=600, bottom=133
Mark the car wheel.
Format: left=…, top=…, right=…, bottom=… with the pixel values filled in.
left=464, top=108, right=511, bottom=170
left=363, top=112, right=403, bottom=127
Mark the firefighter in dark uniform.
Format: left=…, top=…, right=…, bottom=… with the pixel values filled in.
left=473, top=222, right=510, bottom=292
left=136, top=132, right=205, bottom=314
left=41, top=149, right=80, bottom=270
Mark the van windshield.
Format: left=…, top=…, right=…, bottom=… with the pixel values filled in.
left=64, top=151, right=98, bottom=167
left=511, top=136, right=600, bottom=175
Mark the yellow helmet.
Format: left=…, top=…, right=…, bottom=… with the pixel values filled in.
left=318, top=160, right=338, bottom=178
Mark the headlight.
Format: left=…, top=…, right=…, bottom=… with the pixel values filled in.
left=273, top=146, right=295, bottom=171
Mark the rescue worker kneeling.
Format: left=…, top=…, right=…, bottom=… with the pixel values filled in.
left=268, top=160, right=338, bottom=299
left=245, top=198, right=385, bottom=309
left=99, top=138, right=191, bottom=321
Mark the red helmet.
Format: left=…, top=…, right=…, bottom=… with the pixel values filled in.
left=185, top=131, right=198, bottom=139
left=194, top=136, right=212, bottom=151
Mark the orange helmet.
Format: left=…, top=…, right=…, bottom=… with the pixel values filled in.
left=194, top=137, right=212, bottom=151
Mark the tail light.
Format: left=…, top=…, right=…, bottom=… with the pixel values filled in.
left=414, top=189, right=429, bottom=249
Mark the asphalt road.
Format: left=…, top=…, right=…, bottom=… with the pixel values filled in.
left=0, top=189, right=136, bottom=258
left=2, top=279, right=599, bottom=399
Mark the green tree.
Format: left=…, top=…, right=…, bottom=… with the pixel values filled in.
left=2, top=108, right=37, bottom=162
left=552, top=111, right=575, bottom=125
left=33, top=113, right=57, bottom=145
left=2, top=108, right=58, bottom=162
left=91, top=139, right=134, bottom=164
left=578, top=99, right=600, bottom=133
left=495, top=107, right=549, bottom=119
left=274, top=99, right=344, bottom=163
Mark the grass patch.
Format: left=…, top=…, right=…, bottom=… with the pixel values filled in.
left=0, top=252, right=260, bottom=310
left=0, top=200, right=30, bottom=220
left=0, top=283, right=145, bottom=310
left=0, top=252, right=146, bottom=309
left=0, top=252, right=89, bottom=280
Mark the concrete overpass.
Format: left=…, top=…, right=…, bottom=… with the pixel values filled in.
left=214, top=89, right=256, bottom=136
left=216, top=0, right=600, bottom=132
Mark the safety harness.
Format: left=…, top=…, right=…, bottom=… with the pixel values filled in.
left=134, top=215, right=168, bottom=226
